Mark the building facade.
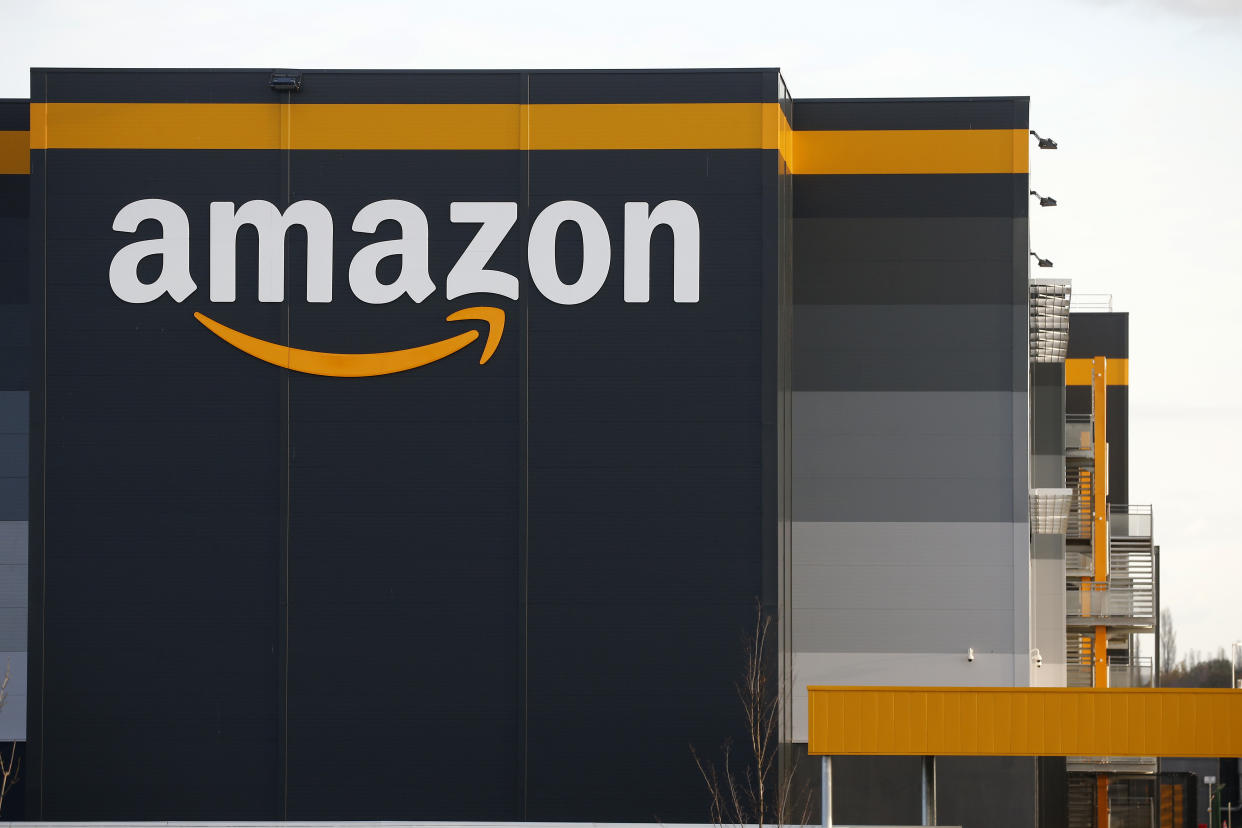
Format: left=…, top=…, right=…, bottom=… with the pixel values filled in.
left=0, top=97, right=30, bottom=822
left=789, top=95, right=1042, bottom=826
left=0, top=68, right=1180, bottom=827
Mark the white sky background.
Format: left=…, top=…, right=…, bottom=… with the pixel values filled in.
left=1, top=0, right=1240, bottom=661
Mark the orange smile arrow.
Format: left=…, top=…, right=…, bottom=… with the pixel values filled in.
left=193, top=306, right=505, bottom=377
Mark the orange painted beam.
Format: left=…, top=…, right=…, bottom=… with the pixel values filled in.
left=1092, top=356, right=1110, bottom=584
left=807, top=686, right=1242, bottom=757
left=1066, top=358, right=1128, bottom=386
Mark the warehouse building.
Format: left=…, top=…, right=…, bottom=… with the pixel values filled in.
left=0, top=96, right=30, bottom=821
left=0, top=68, right=1178, bottom=826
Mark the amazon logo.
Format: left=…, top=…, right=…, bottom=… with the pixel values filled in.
left=108, top=198, right=701, bottom=377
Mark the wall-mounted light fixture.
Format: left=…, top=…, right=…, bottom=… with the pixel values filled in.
left=1030, top=190, right=1058, bottom=207
left=269, top=70, right=303, bottom=92
left=1030, top=252, right=1054, bottom=268
left=1030, top=130, right=1058, bottom=149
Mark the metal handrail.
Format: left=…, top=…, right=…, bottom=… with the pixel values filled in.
left=1070, top=294, right=1115, bottom=312
left=1107, top=655, right=1152, bottom=667
left=1110, top=504, right=1154, bottom=540
left=1067, top=582, right=1155, bottom=619
left=1110, top=504, right=1152, bottom=515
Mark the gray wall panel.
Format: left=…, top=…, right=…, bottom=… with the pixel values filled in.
left=794, top=389, right=1024, bottom=523
left=797, top=304, right=1017, bottom=350
left=795, top=608, right=1014, bottom=653
left=0, top=564, right=24, bottom=607
left=0, top=434, right=27, bottom=477
left=1031, top=455, right=1063, bottom=489
left=793, top=515, right=1027, bottom=689
left=1031, top=535, right=1066, bottom=685
left=796, top=390, right=1016, bottom=436
left=794, top=520, right=1019, bottom=566
left=795, top=216, right=1015, bottom=264
left=797, top=433, right=1014, bottom=481
left=822, top=755, right=1037, bottom=828
left=0, top=480, right=25, bottom=521
left=824, top=756, right=923, bottom=825
left=795, top=259, right=1020, bottom=304
left=794, top=563, right=1016, bottom=612
left=0, top=522, right=26, bottom=566
left=0, top=607, right=25, bottom=650
left=0, top=651, right=25, bottom=741
left=938, top=757, right=1038, bottom=828
left=0, top=392, right=27, bottom=431
left=793, top=474, right=1016, bottom=523
left=793, top=304, right=1021, bottom=392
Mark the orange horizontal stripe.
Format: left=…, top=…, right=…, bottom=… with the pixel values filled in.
left=1066, top=358, right=1128, bottom=386
left=29, top=102, right=788, bottom=154
left=291, top=104, right=518, bottom=150
left=527, top=102, right=779, bottom=150
left=792, top=128, right=1028, bottom=175
left=0, top=131, right=28, bottom=174
left=808, top=686, right=1242, bottom=757
left=30, top=103, right=281, bottom=150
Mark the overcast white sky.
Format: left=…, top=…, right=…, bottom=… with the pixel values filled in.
left=3, top=0, right=1240, bottom=661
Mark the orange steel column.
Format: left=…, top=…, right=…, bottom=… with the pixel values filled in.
left=1097, top=774, right=1110, bottom=828
left=1091, top=356, right=1110, bottom=689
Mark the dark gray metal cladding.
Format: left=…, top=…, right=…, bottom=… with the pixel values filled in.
left=0, top=97, right=30, bottom=821
left=26, top=68, right=787, bottom=821
left=789, top=96, right=1037, bottom=827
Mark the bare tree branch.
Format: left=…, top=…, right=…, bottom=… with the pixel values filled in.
left=0, top=661, right=20, bottom=815
left=692, top=601, right=812, bottom=828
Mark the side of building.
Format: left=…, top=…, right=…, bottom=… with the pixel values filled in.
left=0, top=97, right=29, bottom=820
left=789, top=95, right=1043, bottom=826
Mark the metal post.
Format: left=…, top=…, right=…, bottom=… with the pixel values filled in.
left=921, top=755, right=937, bottom=826
left=821, top=755, right=833, bottom=828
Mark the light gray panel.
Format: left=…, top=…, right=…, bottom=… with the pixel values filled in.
left=794, top=563, right=1016, bottom=612
left=795, top=390, right=1017, bottom=437
left=794, top=521, right=1018, bottom=566
left=0, top=434, right=27, bottom=477
left=793, top=390, right=1025, bottom=522
left=796, top=433, right=1013, bottom=481
left=0, top=564, right=25, bottom=607
left=0, top=478, right=26, bottom=520
left=795, top=608, right=1013, bottom=653
left=0, top=521, right=26, bottom=566
left=1031, top=533, right=1063, bottom=564
left=0, top=606, right=26, bottom=650
left=1031, top=454, right=1064, bottom=490
left=1009, top=395, right=1031, bottom=686
left=1010, top=533, right=1031, bottom=685
left=1031, top=535, right=1066, bottom=674
left=0, top=651, right=26, bottom=741
left=0, top=392, right=27, bottom=433
left=794, top=474, right=1016, bottom=522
